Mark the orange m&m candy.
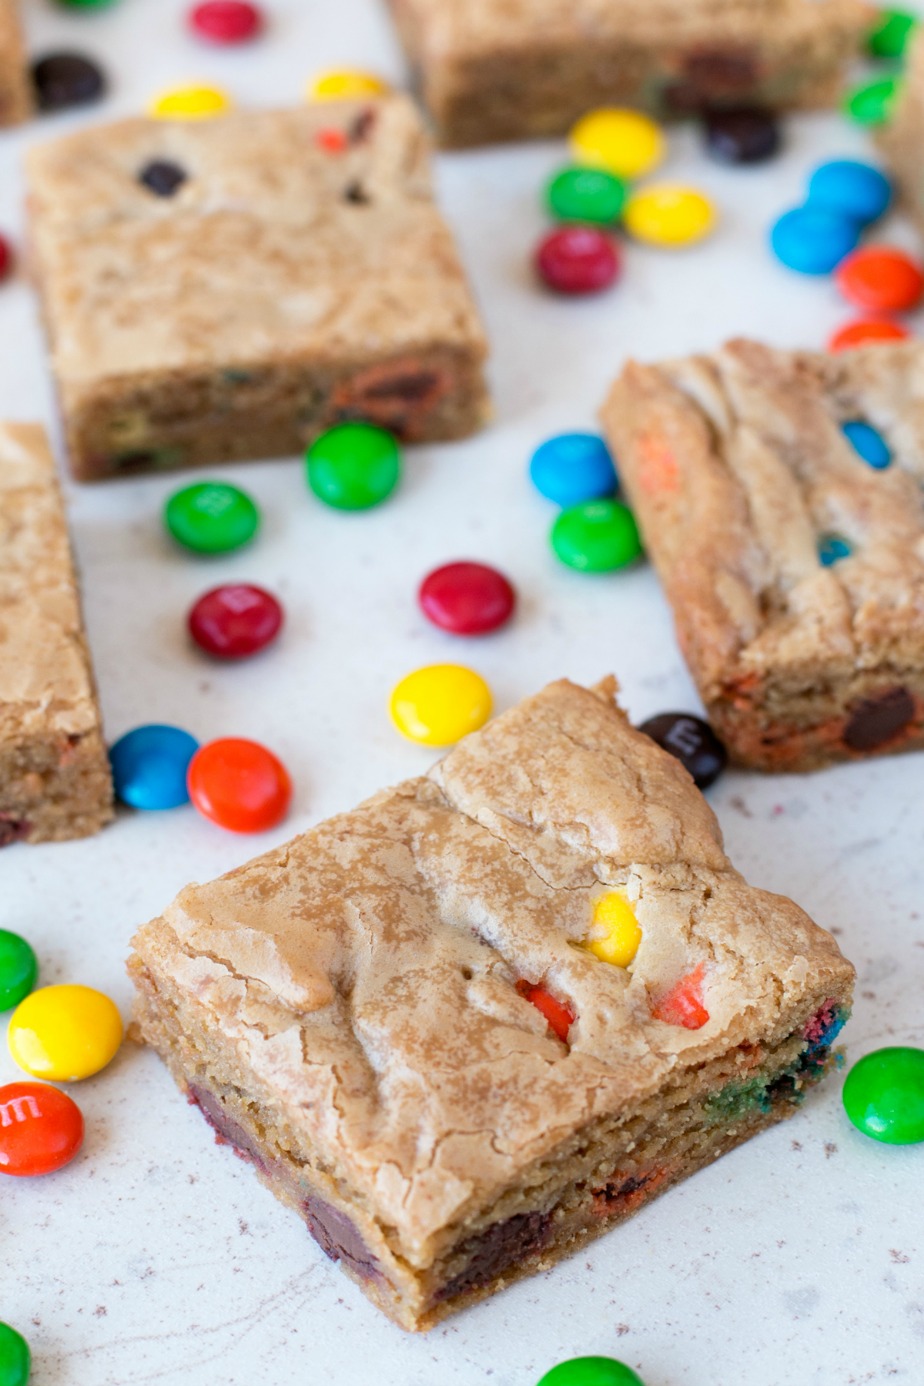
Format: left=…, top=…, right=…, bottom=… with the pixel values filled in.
left=0, top=1082, right=84, bottom=1177
left=187, top=737, right=292, bottom=833
left=835, top=246, right=924, bottom=313
left=828, top=318, right=912, bottom=352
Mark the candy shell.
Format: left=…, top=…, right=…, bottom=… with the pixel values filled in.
left=150, top=84, right=231, bottom=119
left=703, top=107, right=781, bottom=165
left=529, top=432, right=617, bottom=506
left=0, top=1322, right=31, bottom=1386
left=868, top=8, right=918, bottom=59
left=835, top=246, right=924, bottom=312
left=187, top=738, right=293, bottom=833
left=390, top=665, right=492, bottom=747
left=110, top=724, right=200, bottom=810
left=841, top=419, right=892, bottom=469
left=624, top=186, right=717, bottom=248
left=843, top=1046, right=924, bottom=1144
left=818, top=533, right=853, bottom=567
left=189, top=584, right=283, bottom=659
left=536, top=226, right=620, bottom=294
left=844, top=76, right=901, bottom=127
left=0, top=931, right=38, bottom=1013
left=0, top=1082, right=84, bottom=1178
left=308, top=69, right=389, bottom=101
left=551, top=500, right=642, bottom=573
left=189, top=1, right=263, bottom=43
left=418, top=562, right=515, bottom=636
left=570, top=108, right=665, bottom=180
left=536, top=1358, right=646, bottom=1386
left=306, top=423, right=400, bottom=510
left=828, top=318, right=911, bottom=351
left=770, top=206, right=860, bottom=275
left=807, top=159, right=892, bottom=227
left=638, top=712, right=727, bottom=789
left=165, top=481, right=259, bottom=554
left=8, top=985, right=123, bottom=1082
left=546, top=166, right=627, bottom=225
left=32, top=51, right=106, bottom=111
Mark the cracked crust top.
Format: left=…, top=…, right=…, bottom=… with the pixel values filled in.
left=25, top=97, right=487, bottom=384
left=0, top=423, right=107, bottom=742
left=391, top=0, right=871, bottom=56
left=602, top=340, right=924, bottom=704
left=130, top=678, right=852, bottom=1255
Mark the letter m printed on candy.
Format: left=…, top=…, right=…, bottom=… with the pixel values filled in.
left=0, top=1092, right=41, bottom=1126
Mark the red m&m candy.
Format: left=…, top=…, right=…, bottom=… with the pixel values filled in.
left=418, top=561, right=515, bottom=636
left=188, top=737, right=292, bottom=833
left=536, top=226, right=620, bottom=294
left=0, top=1081, right=84, bottom=1177
left=0, top=234, right=12, bottom=282
left=835, top=246, right=924, bottom=313
left=188, top=0, right=263, bottom=42
left=189, top=583, right=283, bottom=659
left=516, top=981, right=575, bottom=1044
left=828, top=318, right=911, bottom=351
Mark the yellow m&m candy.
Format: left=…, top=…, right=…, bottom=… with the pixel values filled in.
left=390, top=664, right=492, bottom=747
left=623, top=185, right=717, bottom=248
left=584, top=892, right=642, bottom=967
left=149, top=84, right=232, bottom=120
left=308, top=68, right=390, bottom=102
left=8, top=985, right=123, bottom=1082
left=570, top=108, right=665, bottom=181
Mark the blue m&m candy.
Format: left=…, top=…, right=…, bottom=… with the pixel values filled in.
left=109, top=725, right=200, bottom=810
left=818, top=533, right=853, bottom=567
left=530, top=433, right=618, bottom=506
left=841, top=420, right=892, bottom=469
left=807, top=159, right=892, bottom=228
left=770, top=206, right=860, bottom=275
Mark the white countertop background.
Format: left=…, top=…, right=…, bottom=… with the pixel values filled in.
left=2, top=2, right=923, bottom=1382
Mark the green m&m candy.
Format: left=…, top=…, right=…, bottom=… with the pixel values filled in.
left=843, top=1046, right=924, bottom=1144
left=306, top=423, right=401, bottom=511
left=551, top=500, right=642, bottom=572
left=868, top=8, right=918, bottom=59
left=0, top=931, right=37, bottom=1012
left=537, top=1357, right=646, bottom=1386
left=0, top=1322, right=31, bottom=1386
left=164, top=481, right=259, bottom=555
left=844, top=76, right=903, bottom=126
left=547, top=167, right=628, bottom=226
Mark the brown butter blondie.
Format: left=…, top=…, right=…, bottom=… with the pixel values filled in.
left=879, top=28, right=924, bottom=234
left=0, top=0, right=31, bottom=127
left=25, top=98, right=490, bottom=480
left=129, top=677, right=853, bottom=1330
left=387, top=0, right=872, bottom=147
left=603, top=339, right=924, bottom=772
left=0, top=423, right=113, bottom=843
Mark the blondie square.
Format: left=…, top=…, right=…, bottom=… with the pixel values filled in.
left=0, top=0, right=31, bottom=127
left=387, top=0, right=872, bottom=147
left=25, top=98, right=490, bottom=480
left=0, top=423, right=113, bottom=843
left=603, top=339, right=924, bottom=772
left=879, top=29, right=924, bottom=234
left=129, top=678, right=853, bottom=1330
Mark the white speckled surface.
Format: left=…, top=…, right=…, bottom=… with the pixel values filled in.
left=2, top=2, right=923, bottom=1383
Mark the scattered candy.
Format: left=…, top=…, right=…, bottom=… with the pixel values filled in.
left=308, top=69, right=389, bottom=101
left=110, top=724, right=200, bottom=810
left=418, top=562, right=515, bottom=636
left=623, top=185, right=716, bottom=248
left=868, top=8, right=918, bottom=59
left=546, top=166, right=627, bottom=225
left=843, top=1046, right=924, bottom=1144
left=0, top=1323, right=31, bottom=1386
left=844, top=76, right=901, bottom=127
left=189, top=583, right=283, bottom=659
left=841, top=419, right=892, bottom=469
left=818, top=533, right=853, bottom=566
left=570, top=108, right=664, bottom=180
left=585, top=892, right=641, bottom=968
left=828, top=318, right=911, bottom=351
left=536, top=226, right=620, bottom=294
left=0, top=233, right=11, bottom=281
left=150, top=84, right=232, bottom=119
left=651, top=963, right=709, bottom=1030
left=140, top=159, right=188, bottom=196
left=32, top=52, right=105, bottom=111
left=807, top=159, right=892, bottom=227
left=8, top=985, right=123, bottom=1082
left=516, top=982, right=574, bottom=1044
left=638, top=712, right=727, bottom=789
left=551, top=500, right=642, bottom=573
left=536, top=1357, right=646, bottom=1386
left=165, top=480, right=259, bottom=554
left=306, top=423, right=401, bottom=510
left=835, top=246, right=924, bottom=312
left=770, top=206, right=860, bottom=275
left=187, top=737, right=292, bottom=832
left=390, top=664, right=492, bottom=747
left=0, top=931, right=38, bottom=1013
left=703, top=107, right=781, bottom=165
left=0, top=1082, right=84, bottom=1178
left=530, top=432, right=617, bottom=507
left=189, top=1, right=263, bottom=43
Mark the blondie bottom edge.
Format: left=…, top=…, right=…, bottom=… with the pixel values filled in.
left=131, top=951, right=849, bottom=1332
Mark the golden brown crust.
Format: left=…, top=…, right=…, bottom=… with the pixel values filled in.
left=0, top=0, right=31, bottom=127
left=0, top=423, right=113, bottom=841
left=602, top=340, right=924, bottom=770
left=879, top=28, right=924, bottom=234
left=130, top=678, right=853, bottom=1264
left=25, top=99, right=490, bottom=477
